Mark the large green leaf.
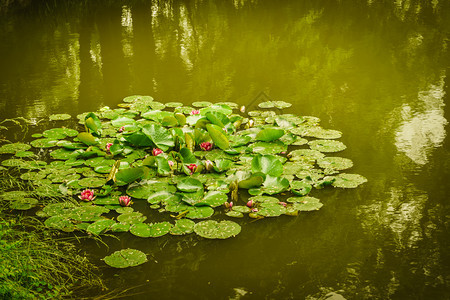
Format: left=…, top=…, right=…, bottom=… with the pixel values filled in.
left=255, top=128, right=285, bottom=142
left=103, top=249, right=147, bottom=268
left=142, top=124, right=175, bottom=151
left=77, top=132, right=98, bottom=146
left=124, top=132, right=153, bottom=147
left=177, top=178, right=204, bottom=193
left=251, top=154, right=283, bottom=177
left=206, top=124, right=229, bottom=150
left=194, top=220, right=241, bottom=239
left=115, top=167, right=145, bottom=184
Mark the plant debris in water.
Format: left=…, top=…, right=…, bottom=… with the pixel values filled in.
left=0, top=95, right=367, bottom=268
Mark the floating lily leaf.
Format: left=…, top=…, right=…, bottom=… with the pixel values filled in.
left=85, top=113, right=102, bottom=136
left=14, top=151, right=35, bottom=158
left=148, top=222, right=172, bottom=237
left=232, top=206, right=251, bottom=213
left=248, top=141, right=287, bottom=155
left=291, top=197, right=323, bottom=211
left=86, top=219, right=116, bottom=235
left=213, top=159, right=234, bottom=172
left=170, top=219, right=195, bottom=235
left=9, top=198, right=39, bottom=210
left=117, top=212, right=147, bottom=225
left=226, top=211, right=244, bottom=218
left=147, top=191, right=179, bottom=205
left=257, top=202, right=287, bottom=217
left=127, top=181, right=176, bottom=199
left=124, top=131, right=153, bottom=147
left=103, top=248, right=147, bottom=268
left=206, top=124, right=229, bottom=150
left=192, top=101, right=212, bottom=108
left=255, top=128, right=285, bottom=142
left=258, top=101, right=292, bottom=109
left=304, top=127, right=342, bottom=139
left=57, top=140, right=86, bottom=150
left=0, top=143, right=31, bottom=154
left=201, top=104, right=232, bottom=116
left=49, top=113, right=71, bottom=121
left=115, top=167, right=145, bottom=184
left=317, top=157, right=353, bottom=171
left=180, top=189, right=204, bottom=206
left=110, top=223, right=131, bottom=232
left=30, top=138, right=59, bottom=148
left=238, top=175, right=264, bottom=189
left=77, top=177, right=107, bottom=188
left=332, top=173, right=367, bottom=188
left=111, top=116, right=136, bottom=127
left=123, top=95, right=153, bottom=103
left=249, top=175, right=289, bottom=195
left=116, top=207, right=134, bottom=214
left=196, top=191, right=228, bottom=207
left=165, top=101, right=184, bottom=108
left=288, top=149, right=325, bottom=162
left=290, top=181, right=312, bottom=196
left=177, top=178, right=203, bottom=193
left=194, top=220, right=241, bottom=239
left=308, top=139, right=347, bottom=153
left=282, top=161, right=313, bottom=176
left=142, top=124, right=174, bottom=151
left=70, top=206, right=110, bottom=222
left=44, top=216, right=75, bottom=232
left=251, top=154, right=283, bottom=177
left=229, top=135, right=252, bottom=147
left=77, top=132, right=98, bottom=146
left=186, top=206, right=214, bottom=219
left=130, top=223, right=152, bottom=237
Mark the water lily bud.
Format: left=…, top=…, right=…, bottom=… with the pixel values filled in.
left=118, top=195, right=132, bottom=207
left=251, top=208, right=259, bottom=212
left=119, top=126, right=125, bottom=132
left=224, top=201, right=233, bottom=209
left=246, top=200, right=254, bottom=208
left=200, top=142, right=212, bottom=151
left=278, top=201, right=287, bottom=207
left=248, top=119, right=254, bottom=128
left=79, top=189, right=95, bottom=201
left=168, top=160, right=174, bottom=167
left=187, top=163, right=197, bottom=174
left=191, top=109, right=200, bottom=115
left=106, top=143, right=113, bottom=153
left=152, top=148, right=163, bottom=156
left=205, top=160, right=214, bottom=171
left=240, top=105, right=246, bottom=113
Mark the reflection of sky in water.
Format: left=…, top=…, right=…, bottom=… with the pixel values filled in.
left=395, top=75, right=447, bottom=165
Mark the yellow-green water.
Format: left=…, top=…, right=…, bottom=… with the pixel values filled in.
left=0, top=0, right=449, bottom=299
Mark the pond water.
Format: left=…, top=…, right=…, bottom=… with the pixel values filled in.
left=0, top=0, right=449, bottom=299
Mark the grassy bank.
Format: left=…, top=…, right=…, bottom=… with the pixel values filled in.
left=0, top=169, right=105, bottom=299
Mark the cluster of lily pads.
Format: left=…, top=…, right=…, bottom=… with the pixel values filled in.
left=0, top=95, right=366, bottom=268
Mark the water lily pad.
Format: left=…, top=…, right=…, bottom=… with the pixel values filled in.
left=248, top=141, right=287, bottom=155
left=290, top=181, right=312, bottom=196
left=291, top=197, right=323, bottom=211
left=248, top=195, right=280, bottom=204
left=103, top=248, right=147, bottom=268
left=127, top=181, right=176, bottom=199
left=304, top=127, right=342, bottom=139
left=0, top=143, right=31, bottom=154
left=226, top=211, right=244, bottom=218
left=142, top=123, right=175, bottom=151
left=257, top=202, right=287, bottom=217
left=110, top=223, right=131, bottom=232
left=251, top=154, right=283, bottom=177
left=116, top=207, right=134, bottom=214
left=77, top=177, right=107, bottom=188
left=288, top=149, right=325, bottom=162
left=249, top=175, right=289, bottom=195
left=44, top=216, right=75, bottom=232
left=30, top=138, right=59, bottom=148
left=49, top=113, right=71, bottom=121
left=194, top=220, right=241, bottom=239
left=232, top=206, right=251, bottom=213
left=170, top=219, right=195, bottom=235
left=206, top=124, right=229, bottom=150
left=147, top=191, right=179, bottom=205
left=9, top=198, right=39, bottom=210
left=196, top=191, right=228, bottom=207
left=255, top=128, right=285, bottom=142
left=258, top=101, right=292, bottom=109
left=192, top=101, right=212, bottom=108
left=332, top=173, right=367, bottom=188
left=115, top=167, right=145, bottom=184
left=177, top=177, right=203, bottom=193
left=70, top=205, right=110, bottom=222
left=86, top=219, right=116, bottom=235
left=50, top=148, right=77, bottom=160
left=317, top=157, right=353, bottom=171
left=308, top=139, right=347, bottom=153
left=149, top=222, right=172, bottom=237
left=111, top=116, right=136, bottom=127
left=165, top=101, right=184, bottom=108
left=117, top=212, right=147, bottom=225
left=186, top=206, right=214, bottom=219
left=14, top=151, right=35, bottom=158
left=130, top=223, right=152, bottom=237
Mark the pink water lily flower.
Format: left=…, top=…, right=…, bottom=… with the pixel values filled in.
left=246, top=200, right=254, bottom=208
left=79, top=189, right=95, bottom=201
left=152, top=148, right=163, bottom=156
left=118, top=195, right=132, bottom=207
left=191, top=109, right=200, bottom=115
left=106, top=143, right=113, bottom=153
left=200, top=142, right=212, bottom=151
left=119, top=126, right=125, bottom=132
left=187, top=163, right=197, bottom=174
left=168, top=160, right=174, bottom=167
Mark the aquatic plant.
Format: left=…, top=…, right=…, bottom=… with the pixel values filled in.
left=0, top=95, right=367, bottom=268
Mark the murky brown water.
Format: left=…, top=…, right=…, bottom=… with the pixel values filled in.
left=0, top=0, right=449, bottom=299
